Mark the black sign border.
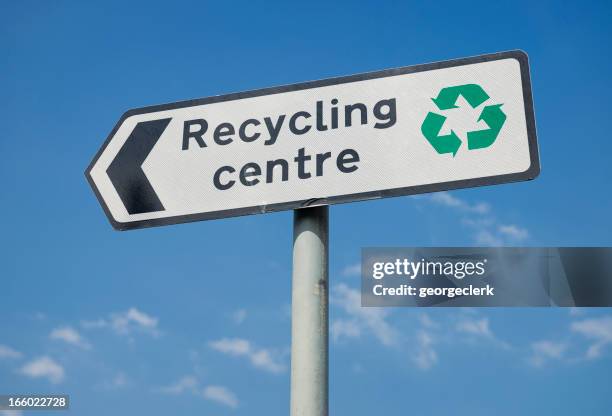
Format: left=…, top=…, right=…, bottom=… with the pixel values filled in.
left=85, top=50, right=540, bottom=231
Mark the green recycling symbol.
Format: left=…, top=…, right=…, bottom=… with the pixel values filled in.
left=420, top=84, right=506, bottom=156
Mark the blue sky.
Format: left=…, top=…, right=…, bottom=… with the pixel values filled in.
left=1, top=1, right=612, bottom=415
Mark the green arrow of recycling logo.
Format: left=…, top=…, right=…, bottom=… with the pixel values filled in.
left=420, top=84, right=506, bottom=156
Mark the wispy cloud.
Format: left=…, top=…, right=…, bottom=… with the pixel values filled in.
left=203, top=385, right=239, bottom=409
left=332, top=285, right=440, bottom=369
left=428, top=191, right=530, bottom=246
left=331, top=284, right=399, bottom=347
left=413, top=330, right=438, bottom=370
left=456, top=317, right=494, bottom=338
left=82, top=307, right=160, bottom=337
left=341, top=263, right=361, bottom=277
left=209, top=338, right=286, bottom=374
left=331, top=284, right=605, bottom=372
left=571, top=316, right=612, bottom=359
left=98, top=372, right=130, bottom=390
left=523, top=315, right=612, bottom=367
left=111, top=308, right=159, bottom=335
left=19, top=356, right=65, bottom=384
left=419, top=313, right=439, bottom=329
left=0, top=344, right=22, bottom=359
left=111, top=373, right=128, bottom=388
left=158, top=376, right=199, bottom=395
left=430, top=192, right=490, bottom=214
left=158, top=377, right=238, bottom=409
left=50, top=326, right=90, bottom=349
left=231, top=309, right=247, bottom=325
left=529, top=340, right=567, bottom=367
left=471, top=222, right=530, bottom=246
left=456, top=316, right=510, bottom=349
left=411, top=313, right=440, bottom=370
left=498, top=224, right=529, bottom=241
left=331, top=319, right=361, bottom=342
left=474, top=230, right=504, bottom=246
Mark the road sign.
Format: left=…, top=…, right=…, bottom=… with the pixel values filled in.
left=86, top=50, right=539, bottom=230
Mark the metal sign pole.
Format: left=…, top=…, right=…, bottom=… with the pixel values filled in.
left=290, top=206, right=329, bottom=416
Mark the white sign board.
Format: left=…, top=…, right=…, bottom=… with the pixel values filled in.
left=86, top=51, right=539, bottom=230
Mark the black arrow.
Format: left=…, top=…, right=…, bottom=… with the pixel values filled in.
left=107, top=118, right=171, bottom=215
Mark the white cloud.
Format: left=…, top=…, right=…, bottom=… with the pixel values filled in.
left=203, top=385, right=238, bottom=409
left=419, top=313, right=439, bottom=329
left=209, top=338, right=286, bottom=374
left=413, top=330, right=437, bottom=370
left=0, top=344, right=22, bottom=359
left=19, top=356, right=65, bottom=384
left=82, top=308, right=160, bottom=337
left=429, top=192, right=490, bottom=214
left=112, top=308, right=158, bottom=335
left=249, top=349, right=286, bottom=374
left=331, top=284, right=399, bottom=347
left=232, top=309, right=247, bottom=325
left=529, top=340, right=567, bottom=367
left=341, top=263, right=361, bottom=277
left=428, top=193, right=530, bottom=246
left=98, top=372, right=130, bottom=390
left=456, top=317, right=494, bottom=338
left=533, top=341, right=566, bottom=359
left=571, top=316, right=612, bottom=342
left=571, top=316, right=612, bottom=359
left=158, top=377, right=239, bottom=409
left=209, top=338, right=250, bottom=355
left=411, top=314, right=440, bottom=370
left=498, top=224, right=529, bottom=241
left=158, top=376, right=199, bottom=395
left=331, top=319, right=361, bottom=342
left=111, top=373, right=128, bottom=388
left=473, top=225, right=531, bottom=246
left=50, top=326, right=90, bottom=349
left=456, top=317, right=510, bottom=350
left=474, top=230, right=504, bottom=246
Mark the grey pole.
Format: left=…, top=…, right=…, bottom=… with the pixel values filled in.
left=290, top=206, right=329, bottom=416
